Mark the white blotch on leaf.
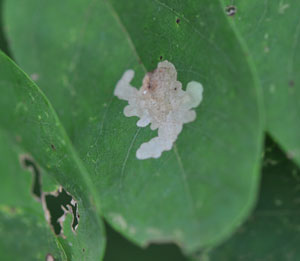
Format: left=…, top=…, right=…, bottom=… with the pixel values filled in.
left=114, top=60, right=203, bottom=160
left=109, top=213, right=128, bottom=230
left=30, top=73, right=39, bottom=81
left=278, top=2, right=290, bottom=14
left=146, top=227, right=163, bottom=236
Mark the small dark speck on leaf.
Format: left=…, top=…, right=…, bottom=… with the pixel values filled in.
left=176, top=18, right=180, bottom=24
left=15, top=135, right=22, bottom=143
left=82, top=248, right=85, bottom=252
left=7, top=207, right=16, bottom=214
left=226, top=5, right=237, bottom=16
left=51, top=144, right=56, bottom=151
left=289, top=80, right=295, bottom=87
left=160, top=56, right=163, bottom=60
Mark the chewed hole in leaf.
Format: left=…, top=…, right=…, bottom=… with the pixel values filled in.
left=70, top=201, right=79, bottom=231
left=43, top=187, right=80, bottom=236
left=19, top=154, right=42, bottom=200
left=19, top=154, right=79, bottom=237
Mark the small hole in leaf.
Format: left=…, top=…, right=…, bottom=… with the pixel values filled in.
left=71, top=202, right=79, bottom=231
left=19, top=155, right=80, bottom=238
left=225, top=5, right=237, bottom=16
left=44, top=187, right=80, bottom=236
left=20, top=155, right=42, bottom=200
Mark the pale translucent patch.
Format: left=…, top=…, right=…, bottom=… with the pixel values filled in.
left=108, top=212, right=128, bottom=230
left=278, top=2, right=290, bottom=14
left=173, top=229, right=184, bottom=239
left=30, top=73, right=39, bottom=81
left=46, top=254, right=55, bottom=261
left=146, top=227, right=163, bottom=236
left=128, top=226, right=136, bottom=235
left=114, top=60, right=203, bottom=160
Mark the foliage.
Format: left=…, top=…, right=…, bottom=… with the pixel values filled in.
left=0, top=0, right=299, bottom=260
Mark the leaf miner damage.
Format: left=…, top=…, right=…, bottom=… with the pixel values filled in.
left=114, top=60, right=203, bottom=160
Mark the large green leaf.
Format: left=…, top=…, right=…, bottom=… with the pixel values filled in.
left=0, top=52, right=105, bottom=260
left=210, top=137, right=300, bottom=260
left=223, top=0, right=300, bottom=164
left=4, top=0, right=263, bottom=253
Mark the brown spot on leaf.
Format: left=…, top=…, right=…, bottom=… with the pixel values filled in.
left=15, top=135, right=22, bottom=143
left=287, top=151, right=295, bottom=159
left=289, top=80, right=295, bottom=87
left=142, top=72, right=159, bottom=91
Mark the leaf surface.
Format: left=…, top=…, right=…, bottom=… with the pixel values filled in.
left=4, top=0, right=263, bottom=253
left=225, top=0, right=300, bottom=164
left=0, top=52, right=105, bottom=260
left=0, top=130, right=62, bottom=261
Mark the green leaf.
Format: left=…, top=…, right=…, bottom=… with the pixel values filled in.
left=3, top=0, right=263, bottom=253
left=223, top=0, right=300, bottom=164
left=0, top=130, right=62, bottom=261
left=210, top=137, right=300, bottom=260
left=0, top=52, right=105, bottom=260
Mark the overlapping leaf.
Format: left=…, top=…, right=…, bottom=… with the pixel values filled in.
left=211, top=138, right=300, bottom=260
left=0, top=130, right=61, bottom=261
left=225, top=0, right=300, bottom=165
left=0, top=52, right=105, bottom=260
